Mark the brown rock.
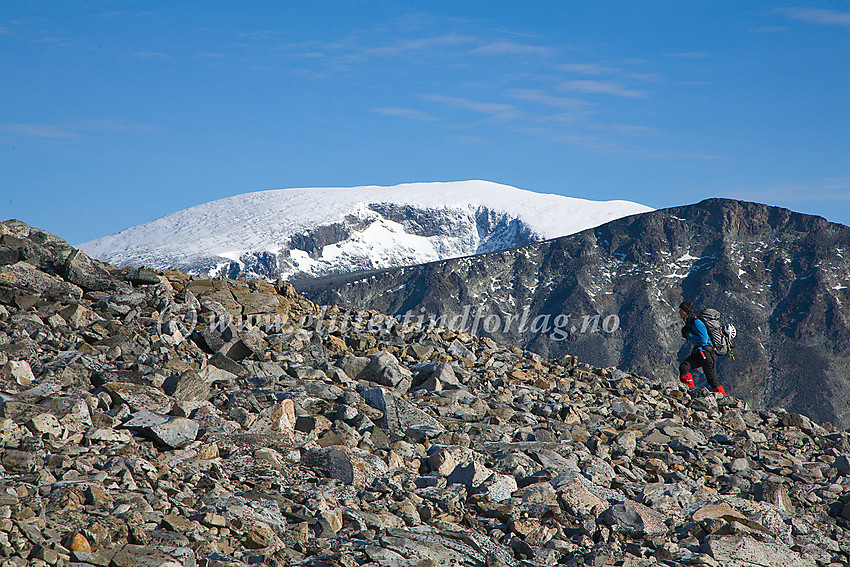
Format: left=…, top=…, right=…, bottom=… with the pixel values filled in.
left=693, top=502, right=744, bottom=523
left=245, top=520, right=279, bottom=549
left=429, top=448, right=458, bottom=476
left=325, top=334, right=348, bottom=354
left=70, top=532, right=92, bottom=553
left=198, top=512, right=227, bottom=528
left=162, top=513, right=199, bottom=533
left=84, top=485, right=113, bottom=509
left=511, top=518, right=542, bottom=537
left=59, top=303, right=92, bottom=328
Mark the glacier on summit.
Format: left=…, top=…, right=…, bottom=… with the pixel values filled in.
left=80, top=181, right=652, bottom=280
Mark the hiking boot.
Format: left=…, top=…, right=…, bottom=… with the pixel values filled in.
left=712, top=385, right=726, bottom=395
left=679, top=373, right=694, bottom=388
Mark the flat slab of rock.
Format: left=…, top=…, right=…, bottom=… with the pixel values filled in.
left=110, top=544, right=196, bottom=567
left=602, top=500, right=667, bottom=537
left=0, top=261, right=82, bottom=299
left=361, top=387, right=444, bottom=439
left=365, top=351, right=413, bottom=390
left=121, top=409, right=170, bottom=429
left=162, top=369, right=212, bottom=401
left=447, top=461, right=493, bottom=489
left=693, top=501, right=744, bottom=522
left=378, top=528, right=516, bottom=567
left=148, top=417, right=199, bottom=449
left=1, top=360, right=34, bottom=387
left=550, top=472, right=606, bottom=516
left=302, top=446, right=389, bottom=488
left=58, top=249, right=116, bottom=292
left=706, top=535, right=817, bottom=567
left=103, top=381, right=173, bottom=414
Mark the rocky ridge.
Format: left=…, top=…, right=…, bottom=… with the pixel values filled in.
left=296, top=198, right=850, bottom=429
left=1, top=218, right=850, bottom=567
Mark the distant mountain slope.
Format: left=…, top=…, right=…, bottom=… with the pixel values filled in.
left=297, top=198, right=850, bottom=428
left=80, top=181, right=651, bottom=280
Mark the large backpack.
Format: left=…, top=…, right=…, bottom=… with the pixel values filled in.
left=698, top=308, right=736, bottom=358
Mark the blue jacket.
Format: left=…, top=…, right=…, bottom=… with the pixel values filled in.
left=685, top=317, right=712, bottom=352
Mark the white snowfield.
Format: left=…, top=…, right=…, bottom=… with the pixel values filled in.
left=80, top=181, right=653, bottom=280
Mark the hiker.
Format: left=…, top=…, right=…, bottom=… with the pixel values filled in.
left=678, top=300, right=725, bottom=395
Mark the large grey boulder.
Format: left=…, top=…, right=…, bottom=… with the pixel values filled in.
left=301, top=446, right=388, bottom=488
left=476, top=472, right=517, bottom=502
left=446, top=460, right=493, bottom=490
left=102, top=381, right=173, bottom=414
left=361, top=387, right=444, bottom=439
left=601, top=501, right=668, bottom=537
left=148, top=417, right=199, bottom=449
left=705, top=535, right=817, bottom=567
left=550, top=472, right=607, bottom=517
left=110, top=544, right=197, bottom=567
left=57, top=248, right=117, bottom=292
left=411, top=362, right=462, bottom=391
left=162, top=370, right=212, bottom=402
left=1, top=360, right=35, bottom=387
left=0, top=261, right=82, bottom=300
left=363, top=351, right=413, bottom=391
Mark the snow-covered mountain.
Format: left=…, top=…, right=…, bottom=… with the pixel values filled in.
left=80, top=181, right=652, bottom=280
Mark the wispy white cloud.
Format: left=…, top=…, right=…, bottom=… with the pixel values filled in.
left=552, top=133, right=617, bottom=152
left=634, top=150, right=724, bottom=160
left=559, top=63, right=662, bottom=84
left=360, top=34, right=477, bottom=57
left=591, top=123, right=659, bottom=136
left=422, top=94, right=522, bottom=121
left=663, top=52, right=710, bottom=58
left=94, top=10, right=126, bottom=17
left=133, top=51, right=170, bottom=60
left=0, top=124, right=79, bottom=139
left=469, top=41, right=551, bottom=56
left=625, top=72, right=663, bottom=83
left=75, top=119, right=162, bottom=132
left=508, top=89, right=591, bottom=111
left=779, top=8, right=850, bottom=27
left=559, top=63, right=615, bottom=75
left=94, top=10, right=157, bottom=19
left=754, top=25, right=788, bottom=34
left=477, top=27, right=539, bottom=39
left=0, top=120, right=162, bottom=139
left=536, top=113, right=580, bottom=124
left=447, top=134, right=492, bottom=145
left=238, top=30, right=288, bottom=40
left=371, top=107, right=439, bottom=121
left=560, top=80, right=647, bottom=99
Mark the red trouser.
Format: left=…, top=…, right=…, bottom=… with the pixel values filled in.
left=679, top=349, right=719, bottom=390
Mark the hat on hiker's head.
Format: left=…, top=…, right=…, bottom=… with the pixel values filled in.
left=679, top=301, right=695, bottom=316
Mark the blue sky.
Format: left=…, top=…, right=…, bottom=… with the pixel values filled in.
left=1, top=2, right=848, bottom=244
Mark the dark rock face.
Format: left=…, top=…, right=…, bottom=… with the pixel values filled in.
left=297, top=198, right=850, bottom=427
left=288, top=222, right=352, bottom=259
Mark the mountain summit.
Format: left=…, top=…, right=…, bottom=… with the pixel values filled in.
left=80, top=181, right=651, bottom=280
